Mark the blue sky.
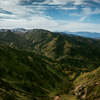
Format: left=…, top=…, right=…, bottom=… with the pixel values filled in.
left=0, top=0, right=100, bottom=32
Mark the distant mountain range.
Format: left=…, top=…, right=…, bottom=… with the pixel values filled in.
left=59, top=31, right=100, bottom=39
left=0, top=28, right=100, bottom=38
left=0, top=28, right=28, bottom=34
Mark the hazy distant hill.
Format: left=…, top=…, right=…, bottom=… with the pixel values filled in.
left=11, top=28, right=28, bottom=34
left=0, top=28, right=28, bottom=34
left=60, top=31, right=100, bottom=39
left=0, top=29, right=8, bottom=32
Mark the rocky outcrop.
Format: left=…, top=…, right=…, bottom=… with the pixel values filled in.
left=74, top=83, right=87, bottom=99
left=74, top=79, right=100, bottom=100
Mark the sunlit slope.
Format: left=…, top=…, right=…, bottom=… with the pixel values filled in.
left=25, top=29, right=100, bottom=59
left=73, top=66, right=100, bottom=100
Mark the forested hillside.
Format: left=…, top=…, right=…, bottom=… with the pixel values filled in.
left=0, top=29, right=100, bottom=100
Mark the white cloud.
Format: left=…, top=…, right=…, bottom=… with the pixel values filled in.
left=49, top=0, right=68, bottom=5
left=0, top=13, right=17, bottom=18
left=55, top=21, right=100, bottom=32
left=93, top=8, right=100, bottom=14
left=0, top=0, right=100, bottom=33
left=79, top=16, right=86, bottom=21
left=0, top=0, right=42, bottom=19
left=82, top=7, right=100, bottom=16
left=1, top=17, right=100, bottom=33
left=93, top=0, right=100, bottom=3
left=0, top=1, right=26, bottom=16
left=0, top=15, right=58, bottom=30
left=70, top=7, right=100, bottom=17
left=0, top=0, right=86, bottom=20
left=32, top=0, right=85, bottom=6
left=42, top=0, right=86, bottom=5
left=82, top=7, right=92, bottom=15
left=60, top=7, right=77, bottom=10
left=0, top=0, right=20, bottom=5
left=56, top=6, right=77, bottom=10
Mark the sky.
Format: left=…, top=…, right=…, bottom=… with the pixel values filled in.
left=0, top=0, right=100, bottom=32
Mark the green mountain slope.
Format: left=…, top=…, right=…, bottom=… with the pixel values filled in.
left=0, top=45, right=71, bottom=100
left=25, top=29, right=100, bottom=59
left=25, top=29, right=69, bottom=58
left=0, top=29, right=100, bottom=99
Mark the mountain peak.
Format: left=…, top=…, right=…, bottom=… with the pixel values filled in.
left=7, top=30, right=12, bottom=33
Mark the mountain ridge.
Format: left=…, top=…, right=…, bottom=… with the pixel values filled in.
left=0, top=28, right=100, bottom=38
